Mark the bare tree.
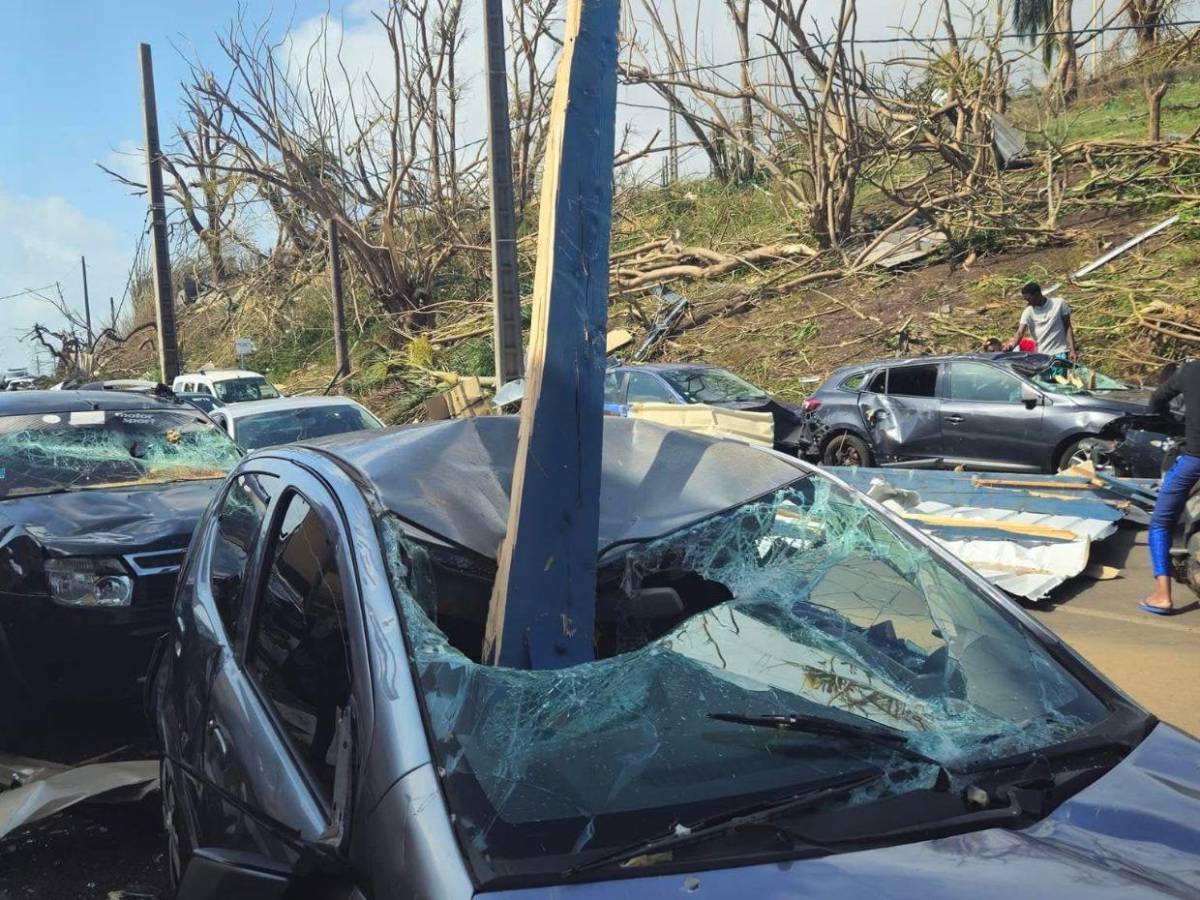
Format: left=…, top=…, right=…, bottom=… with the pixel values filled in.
left=1128, top=0, right=1179, bottom=53
left=508, top=0, right=560, bottom=221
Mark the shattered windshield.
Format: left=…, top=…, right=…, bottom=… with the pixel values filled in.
left=214, top=377, right=280, bottom=403
left=1033, top=361, right=1129, bottom=394
left=235, top=404, right=382, bottom=451
left=0, top=409, right=241, bottom=498
left=383, top=476, right=1111, bottom=885
left=662, top=368, right=768, bottom=404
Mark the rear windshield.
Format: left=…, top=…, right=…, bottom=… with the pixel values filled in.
left=660, top=368, right=767, bottom=404
left=0, top=409, right=241, bottom=498
left=214, top=377, right=280, bottom=403
left=235, top=404, right=381, bottom=451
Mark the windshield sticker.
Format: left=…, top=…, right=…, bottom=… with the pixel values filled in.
left=112, top=412, right=157, bottom=425
left=68, top=411, right=106, bottom=426
left=41, top=415, right=61, bottom=424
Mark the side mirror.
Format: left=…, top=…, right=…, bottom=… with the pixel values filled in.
left=1020, top=384, right=1042, bottom=407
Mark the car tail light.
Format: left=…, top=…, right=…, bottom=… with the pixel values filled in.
left=802, top=398, right=822, bottom=413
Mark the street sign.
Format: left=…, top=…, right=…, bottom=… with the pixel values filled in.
left=234, top=337, right=256, bottom=358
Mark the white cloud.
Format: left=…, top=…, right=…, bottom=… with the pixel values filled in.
left=101, top=139, right=146, bottom=190
left=0, top=185, right=128, bottom=374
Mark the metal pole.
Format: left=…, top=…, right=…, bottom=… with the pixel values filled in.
left=329, top=219, right=350, bottom=381
left=109, top=297, right=116, bottom=332
left=140, top=43, right=181, bottom=382
left=484, top=0, right=524, bottom=386
left=80, top=256, right=93, bottom=350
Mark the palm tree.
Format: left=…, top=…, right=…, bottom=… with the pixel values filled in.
left=1012, top=0, right=1077, bottom=104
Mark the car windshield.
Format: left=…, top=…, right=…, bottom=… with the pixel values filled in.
left=234, top=404, right=381, bottom=450
left=0, top=409, right=241, bottom=498
left=383, top=475, right=1112, bottom=885
left=214, top=377, right=280, bottom=403
left=661, top=368, right=768, bottom=403
left=1033, top=361, right=1129, bottom=394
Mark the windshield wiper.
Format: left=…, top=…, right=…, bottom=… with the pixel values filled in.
left=709, top=712, right=939, bottom=766
left=564, top=768, right=882, bottom=877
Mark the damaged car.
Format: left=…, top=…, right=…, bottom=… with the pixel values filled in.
left=0, top=390, right=241, bottom=736
left=605, top=362, right=808, bottom=453
left=154, top=417, right=1200, bottom=898
left=802, top=352, right=1179, bottom=475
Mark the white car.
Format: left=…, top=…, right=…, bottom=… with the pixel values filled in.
left=209, top=396, right=385, bottom=451
left=171, top=369, right=282, bottom=404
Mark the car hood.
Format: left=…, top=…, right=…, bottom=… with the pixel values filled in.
left=0, top=480, right=222, bottom=557
left=483, top=723, right=1200, bottom=898
left=1063, top=388, right=1155, bottom=416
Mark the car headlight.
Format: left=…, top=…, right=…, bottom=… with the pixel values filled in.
left=44, top=557, right=133, bottom=608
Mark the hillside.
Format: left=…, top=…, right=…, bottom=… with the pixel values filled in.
left=102, top=61, right=1200, bottom=419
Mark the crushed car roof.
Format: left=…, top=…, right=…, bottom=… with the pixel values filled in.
left=0, top=389, right=194, bottom=416
left=306, top=416, right=805, bottom=559
left=830, top=352, right=1058, bottom=376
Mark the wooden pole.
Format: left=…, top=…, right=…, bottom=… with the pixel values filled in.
left=483, top=0, right=621, bottom=669
left=80, top=256, right=93, bottom=350
left=140, top=43, right=181, bottom=382
left=329, top=219, right=350, bottom=381
left=484, top=0, right=525, bottom=386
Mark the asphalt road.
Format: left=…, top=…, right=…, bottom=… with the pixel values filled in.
left=0, top=523, right=1194, bottom=898
left=1032, top=523, right=1200, bottom=737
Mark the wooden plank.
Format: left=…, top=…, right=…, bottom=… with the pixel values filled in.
left=896, top=512, right=1077, bottom=541
left=483, top=0, right=620, bottom=669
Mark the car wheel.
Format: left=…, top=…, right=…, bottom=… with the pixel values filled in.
left=823, top=433, right=872, bottom=467
left=1057, top=437, right=1115, bottom=474
left=1186, top=531, right=1200, bottom=598
left=161, top=757, right=186, bottom=891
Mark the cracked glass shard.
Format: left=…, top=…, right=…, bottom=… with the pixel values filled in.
left=382, top=475, right=1109, bottom=869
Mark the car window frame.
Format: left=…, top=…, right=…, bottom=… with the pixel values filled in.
left=883, top=363, right=940, bottom=399
left=946, top=360, right=1026, bottom=404
left=236, top=472, right=362, bottom=822
left=625, top=371, right=680, bottom=405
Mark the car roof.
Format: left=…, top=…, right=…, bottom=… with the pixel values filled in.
left=612, top=362, right=721, bottom=374
left=223, top=396, right=369, bottom=420
left=830, top=352, right=1056, bottom=377
left=177, top=369, right=266, bottom=381
left=293, top=416, right=804, bottom=560
left=0, top=389, right=197, bottom=416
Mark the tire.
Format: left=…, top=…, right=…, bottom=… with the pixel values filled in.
left=1185, top=530, right=1200, bottom=598
left=161, top=757, right=186, bottom=892
left=823, top=433, right=872, bottom=467
left=1057, top=437, right=1115, bottom=474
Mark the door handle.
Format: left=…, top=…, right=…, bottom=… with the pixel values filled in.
left=206, top=719, right=229, bottom=758
left=944, top=415, right=964, bottom=424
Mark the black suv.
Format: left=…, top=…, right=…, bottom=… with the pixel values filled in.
left=0, top=390, right=241, bottom=734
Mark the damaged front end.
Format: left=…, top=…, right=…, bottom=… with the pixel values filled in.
left=0, top=407, right=239, bottom=713
left=381, top=465, right=1143, bottom=888
left=1104, top=416, right=1182, bottom=478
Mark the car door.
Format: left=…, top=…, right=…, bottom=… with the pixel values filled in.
left=194, top=466, right=362, bottom=869
left=940, top=361, right=1044, bottom=471
left=625, top=371, right=681, bottom=404
left=857, top=363, right=945, bottom=462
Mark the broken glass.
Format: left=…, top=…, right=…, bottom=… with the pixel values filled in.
left=382, top=474, right=1111, bottom=883
left=0, top=410, right=241, bottom=498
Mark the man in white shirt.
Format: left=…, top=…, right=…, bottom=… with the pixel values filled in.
left=1003, top=282, right=1077, bottom=360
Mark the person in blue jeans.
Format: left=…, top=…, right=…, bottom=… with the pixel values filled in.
left=1142, top=359, right=1200, bottom=615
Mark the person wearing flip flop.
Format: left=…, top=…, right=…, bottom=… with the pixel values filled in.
left=1141, top=359, right=1200, bottom=616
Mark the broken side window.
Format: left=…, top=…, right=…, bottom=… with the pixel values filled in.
left=886, top=365, right=938, bottom=398
left=381, top=474, right=1112, bottom=885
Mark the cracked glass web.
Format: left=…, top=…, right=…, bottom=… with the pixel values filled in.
left=0, top=410, right=240, bottom=497
left=382, top=475, right=1109, bottom=870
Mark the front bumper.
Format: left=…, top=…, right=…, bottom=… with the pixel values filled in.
left=0, top=562, right=180, bottom=701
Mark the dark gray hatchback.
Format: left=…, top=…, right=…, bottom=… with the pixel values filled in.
left=800, top=353, right=1178, bottom=475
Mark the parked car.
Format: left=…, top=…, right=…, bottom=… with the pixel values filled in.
left=801, top=352, right=1179, bottom=474
left=605, top=362, right=808, bottom=453
left=0, top=390, right=241, bottom=736
left=154, top=416, right=1199, bottom=898
left=208, top=396, right=384, bottom=451
left=171, top=369, right=282, bottom=404
left=175, top=391, right=223, bottom=415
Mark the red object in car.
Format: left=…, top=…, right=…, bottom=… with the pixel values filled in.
left=802, top=398, right=822, bottom=413
left=1018, top=338, right=1037, bottom=352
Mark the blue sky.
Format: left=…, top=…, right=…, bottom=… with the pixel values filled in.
left=0, top=0, right=335, bottom=372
